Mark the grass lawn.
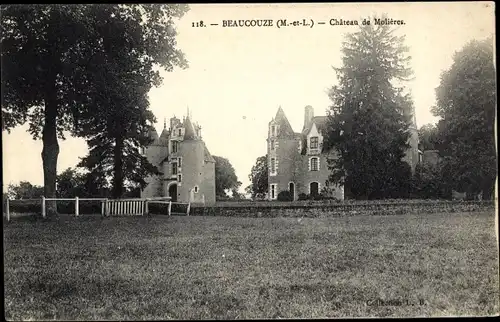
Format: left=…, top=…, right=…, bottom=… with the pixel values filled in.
left=3, top=211, right=499, bottom=319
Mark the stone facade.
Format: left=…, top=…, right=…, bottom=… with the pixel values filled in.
left=141, top=115, right=216, bottom=206
left=266, top=106, right=420, bottom=201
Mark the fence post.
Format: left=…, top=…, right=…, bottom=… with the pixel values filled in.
left=144, top=199, right=149, bottom=216
left=42, top=196, right=46, bottom=219
left=75, top=196, right=79, bottom=217
left=101, top=200, right=105, bottom=217
left=168, top=201, right=172, bottom=216
left=6, top=198, right=10, bottom=222
left=187, top=202, right=191, bottom=216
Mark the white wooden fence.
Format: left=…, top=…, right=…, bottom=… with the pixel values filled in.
left=4, top=196, right=190, bottom=221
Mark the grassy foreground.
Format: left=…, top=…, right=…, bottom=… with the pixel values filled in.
left=3, top=211, right=499, bottom=319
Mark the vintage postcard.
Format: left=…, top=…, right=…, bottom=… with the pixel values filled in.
left=2, top=2, right=498, bottom=320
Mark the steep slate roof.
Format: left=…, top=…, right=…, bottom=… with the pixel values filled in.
left=183, top=116, right=197, bottom=140
left=303, top=116, right=329, bottom=135
left=148, top=126, right=159, bottom=141
left=158, top=127, right=169, bottom=146
left=203, top=144, right=215, bottom=163
left=273, top=106, right=295, bottom=138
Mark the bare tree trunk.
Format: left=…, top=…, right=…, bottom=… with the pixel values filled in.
left=112, top=137, right=124, bottom=199
left=41, top=7, right=60, bottom=219
left=42, top=77, right=59, bottom=218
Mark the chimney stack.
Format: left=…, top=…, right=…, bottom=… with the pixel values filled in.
left=303, top=105, right=314, bottom=132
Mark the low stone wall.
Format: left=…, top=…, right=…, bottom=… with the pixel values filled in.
left=190, top=200, right=495, bottom=218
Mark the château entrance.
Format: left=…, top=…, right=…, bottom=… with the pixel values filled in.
left=168, top=183, right=177, bottom=202
left=310, top=182, right=319, bottom=196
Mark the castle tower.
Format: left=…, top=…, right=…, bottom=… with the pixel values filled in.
left=267, top=106, right=301, bottom=200
left=174, top=115, right=215, bottom=204
left=141, top=112, right=216, bottom=205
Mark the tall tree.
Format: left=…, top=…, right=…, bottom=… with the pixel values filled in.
left=431, top=37, right=496, bottom=199
left=213, top=156, right=241, bottom=198
left=1, top=4, right=189, bottom=213
left=324, top=17, right=414, bottom=199
left=247, top=155, right=268, bottom=199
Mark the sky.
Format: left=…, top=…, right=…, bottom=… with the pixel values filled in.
left=2, top=2, right=495, bottom=193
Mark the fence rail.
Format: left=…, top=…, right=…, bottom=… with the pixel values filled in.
left=3, top=196, right=191, bottom=221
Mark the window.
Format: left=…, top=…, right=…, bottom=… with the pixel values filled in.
left=178, top=157, right=182, bottom=168
left=310, top=157, right=319, bottom=171
left=178, top=128, right=182, bottom=136
left=194, top=186, right=199, bottom=193
left=271, top=125, right=275, bottom=136
left=310, top=137, right=319, bottom=149
left=270, top=184, right=277, bottom=200
left=172, top=162, right=178, bottom=175
left=270, top=139, right=275, bottom=150
left=172, top=141, right=178, bottom=153
left=177, top=174, right=182, bottom=182
left=270, top=158, right=276, bottom=174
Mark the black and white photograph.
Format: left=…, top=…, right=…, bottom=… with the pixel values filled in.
left=2, top=2, right=498, bottom=320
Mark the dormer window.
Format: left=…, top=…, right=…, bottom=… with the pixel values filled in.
left=194, top=186, right=199, bottom=193
left=310, top=137, right=319, bottom=149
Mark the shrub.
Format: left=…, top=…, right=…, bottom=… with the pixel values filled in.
left=277, top=190, right=293, bottom=201
left=298, top=193, right=308, bottom=201
left=311, top=193, right=322, bottom=201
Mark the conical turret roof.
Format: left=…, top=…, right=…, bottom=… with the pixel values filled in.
left=148, top=126, right=159, bottom=141
left=183, top=116, right=197, bottom=140
left=274, top=106, right=295, bottom=138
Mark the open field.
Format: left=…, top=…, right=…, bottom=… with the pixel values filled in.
left=3, top=211, right=499, bottom=319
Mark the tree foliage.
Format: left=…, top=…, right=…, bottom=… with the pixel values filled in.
left=418, top=123, right=440, bottom=151
left=7, top=181, right=45, bottom=200
left=431, top=37, right=496, bottom=199
left=411, top=162, right=452, bottom=199
left=213, top=156, right=241, bottom=197
left=1, top=4, right=189, bottom=210
left=247, top=155, right=268, bottom=199
left=324, top=17, right=414, bottom=199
